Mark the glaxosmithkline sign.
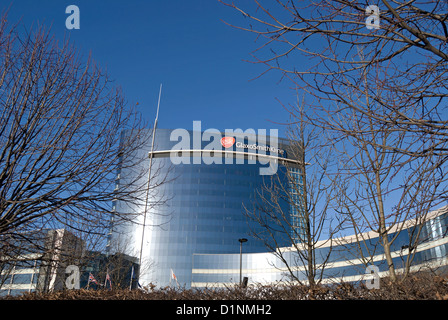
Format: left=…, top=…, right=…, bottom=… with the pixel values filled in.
left=170, top=122, right=283, bottom=175
left=235, top=141, right=284, bottom=155
left=220, top=136, right=284, bottom=155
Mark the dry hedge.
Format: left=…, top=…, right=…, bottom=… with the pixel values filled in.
left=3, top=273, right=448, bottom=300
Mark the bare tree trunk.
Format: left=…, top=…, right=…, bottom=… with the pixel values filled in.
left=245, top=101, right=343, bottom=287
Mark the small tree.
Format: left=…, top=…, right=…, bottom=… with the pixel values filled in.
left=324, top=59, right=444, bottom=281
left=221, top=1, right=448, bottom=281
left=0, top=15, right=167, bottom=242
left=245, top=101, right=344, bottom=287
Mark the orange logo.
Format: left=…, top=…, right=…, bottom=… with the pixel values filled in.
left=220, top=137, right=235, bottom=148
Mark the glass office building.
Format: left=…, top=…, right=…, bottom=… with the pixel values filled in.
left=108, top=126, right=304, bottom=288
left=192, top=206, right=448, bottom=287
left=0, top=229, right=84, bottom=296
left=107, top=126, right=448, bottom=289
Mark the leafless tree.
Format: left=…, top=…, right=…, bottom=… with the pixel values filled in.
left=98, top=232, right=155, bottom=289
left=244, top=101, right=344, bottom=287
left=220, top=0, right=448, bottom=157
left=0, top=15, right=168, bottom=251
left=222, top=0, right=448, bottom=282
left=311, top=58, right=444, bottom=281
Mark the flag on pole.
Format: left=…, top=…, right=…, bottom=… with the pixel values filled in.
left=170, top=268, right=179, bottom=287
left=89, top=273, right=98, bottom=284
left=104, top=272, right=112, bottom=289
left=87, top=272, right=99, bottom=288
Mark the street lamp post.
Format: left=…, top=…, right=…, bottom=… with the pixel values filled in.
left=238, top=238, right=248, bottom=287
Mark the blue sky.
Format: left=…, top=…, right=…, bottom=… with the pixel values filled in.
left=4, top=0, right=296, bottom=137
left=6, top=1, right=445, bottom=239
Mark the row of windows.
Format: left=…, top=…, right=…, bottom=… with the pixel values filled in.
left=171, top=165, right=262, bottom=175
left=166, top=200, right=246, bottom=209
left=157, top=188, right=257, bottom=198
left=0, top=289, right=32, bottom=297
left=192, top=215, right=448, bottom=270
left=164, top=178, right=263, bottom=187
left=2, top=272, right=39, bottom=285
left=192, top=243, right=448, bottom=285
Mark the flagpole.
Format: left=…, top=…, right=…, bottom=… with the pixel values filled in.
left=138, top=83, right=162, bottom=285
left=129, top=265, right=134, bottom=290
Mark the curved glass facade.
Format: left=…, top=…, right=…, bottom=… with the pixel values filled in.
left=108, top=127, right=301, bottom=288
left=191, top=207, right=448, bottom=287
